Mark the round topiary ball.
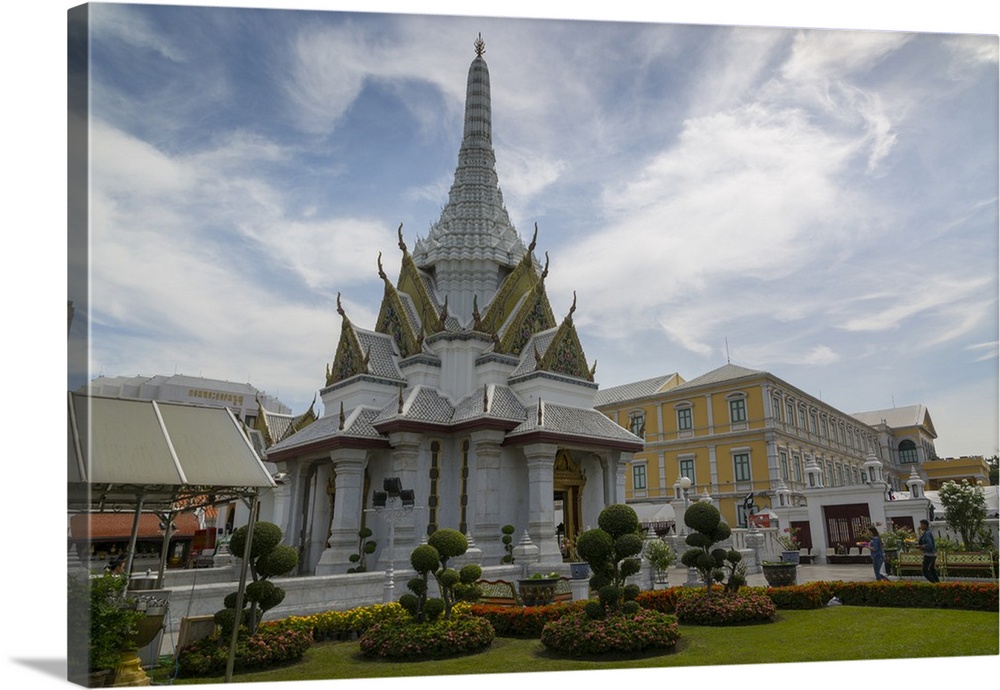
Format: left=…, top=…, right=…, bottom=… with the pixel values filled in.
left=410, top=544, right=440, bottom=573
left=685, top=532, right=713, bottom=549
left=615, top=533, right=644, bottom=559
left=398, top=593, right=419, bottom=616
left=684, top=502, right=721, bottom=535
left=620, top=557, right=641, bottom=578
left=711, top=521, right=732, bottom=543
left=439, top=568, right=461, bottom=588
left=407, top=577, right=427, bottom=596
left=622, top=600, right=640, bottom=614
left=459, top=563, right=482, bottom=584
left=427, top=528, right=468, bottom=560
left=423, top=597, right=445, bottom=621
left=576, top=528, right=614, bottom=564
left=598, top=504, right=640, bottom=539
left=229, top=521, right=284, bottom=560
left=257, top=544, right=299, bottom=578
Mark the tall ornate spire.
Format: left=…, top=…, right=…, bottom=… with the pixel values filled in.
left=412, top=35, right=529, bottom=324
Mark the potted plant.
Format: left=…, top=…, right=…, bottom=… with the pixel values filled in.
left=761, top=560, right=798, bottom=587
left=517, top=571, right=561, bottom=606
left=643, top=538, right=676, bottom=584
left=777, top=526, right=801, bottom=563
left=876, top=522, right=916, bottom=573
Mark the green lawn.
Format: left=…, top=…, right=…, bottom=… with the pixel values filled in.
left=151, top=606, right=998, bottom=685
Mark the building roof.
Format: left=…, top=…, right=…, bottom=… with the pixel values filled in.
left=69, top=512, right=201, bottom=540
left=670, top=363, right=766, bottom=392
left=507, top=400, right=644, bottom=450
left=594, top=373, right=683, bottom=407
left=852, top=404, right=937, bottom=437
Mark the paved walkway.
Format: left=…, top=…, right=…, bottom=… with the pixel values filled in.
left=662, top=563, right=898, bottom=588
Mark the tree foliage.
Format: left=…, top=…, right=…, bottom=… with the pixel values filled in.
left=939, top=480, right=991, bottom=550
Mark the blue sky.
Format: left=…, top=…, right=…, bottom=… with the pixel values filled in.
left=68, top=2, right=998, bottom=462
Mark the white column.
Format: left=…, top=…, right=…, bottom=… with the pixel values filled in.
left=383, top=432, right=422, bottom=569
left=470, top=429, right=505, bottom=561
left=314, top=448, right=366, bottom=575
left=522, top=443, right=561, bottom=564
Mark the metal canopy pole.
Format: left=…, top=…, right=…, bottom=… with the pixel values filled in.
left=225, top=492, right=260, bottom=683
left=124, top=495, right=145, bottom=577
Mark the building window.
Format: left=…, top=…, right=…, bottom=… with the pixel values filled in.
left=786, top=401, right=795, bottom=427
left=676, top=406, right=693, bottom=432
left=772, top=396, right=782, bottom=422
left=736, top=503, right=749, bottom=528
left=809, top=412, right=818, bottom=435
left=632, top=463, right=647, bottom=491
left=729, top=397, right=747, bottom=424
left=899, top=440, right=918, bottom=464
left=733, top=453, right=751, bottom=482
left=797, top=406, right=807, bottom=428
left=679, top=457, right=695, bottom=483
left=793, top=454, right=802, bottom=483
left=628, top=411, right=646, bottom=438
left=821, top=417, right=828, bottom=439
left=779, top=451, right=789, bottom=481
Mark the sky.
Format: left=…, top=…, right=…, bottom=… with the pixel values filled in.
left=66, top=2, right=998, bottom=459
left=5, top=2, right=998, bottom=690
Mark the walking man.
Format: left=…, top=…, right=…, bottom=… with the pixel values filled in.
left=916, top=519, right=940, bottom=583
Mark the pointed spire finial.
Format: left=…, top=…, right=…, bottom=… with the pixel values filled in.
left=397, top=223, right=408, bottom=254
left=474, top=33, right=485, bottom=57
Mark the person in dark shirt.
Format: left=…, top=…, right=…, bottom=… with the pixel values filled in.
left=916, top=519, right=940, bottom=583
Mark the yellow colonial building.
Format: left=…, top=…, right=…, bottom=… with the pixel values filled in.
left=595, top=363, right=886, bottom=527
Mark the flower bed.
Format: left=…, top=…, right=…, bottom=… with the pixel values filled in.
left=359, top=614, right=495, bottom=659
left=282, top=602, right=407, bottom=641
left=539, top=609, right=680, bottom=657
left=470, top=601, right=580, bottom=637
left=673, top=588, right=776, bottom=626
left=176, top=621, right=313, bottom=677
left=634, top=586, right=684, bottom=613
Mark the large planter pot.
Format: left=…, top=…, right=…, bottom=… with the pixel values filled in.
left=762, top=562, right=798, bottom=587
left=517, top=577, right=560, bottom=606
left=569, top=562, right=590, bottom=580
left=780, top=550, right=801, bottom=564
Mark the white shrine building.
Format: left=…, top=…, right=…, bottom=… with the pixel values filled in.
left=267, top=37, right=643, bottom=576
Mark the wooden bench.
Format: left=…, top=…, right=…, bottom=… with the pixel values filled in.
left=894, top=550, right=996, bottom=578
left=477, top=579, right=519, bottom=606
left=476, top=577, right=575, bottom=607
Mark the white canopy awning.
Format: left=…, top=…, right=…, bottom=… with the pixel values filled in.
left=628, top=502, right=676, bottom=524
left=68, top=392, right=276, bottom=513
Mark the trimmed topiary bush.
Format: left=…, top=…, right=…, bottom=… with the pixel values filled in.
left=576, top=504, right=644, bottom=619
left=216, top=521, right=298, bottom=636
left=176, top=620, right=313, bottom=677
left=679, top=501, right=742, bottom=593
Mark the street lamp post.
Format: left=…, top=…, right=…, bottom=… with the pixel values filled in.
left=678, top=476, right=701, bottom=587
left=369, top=478, right=416, bottom=603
